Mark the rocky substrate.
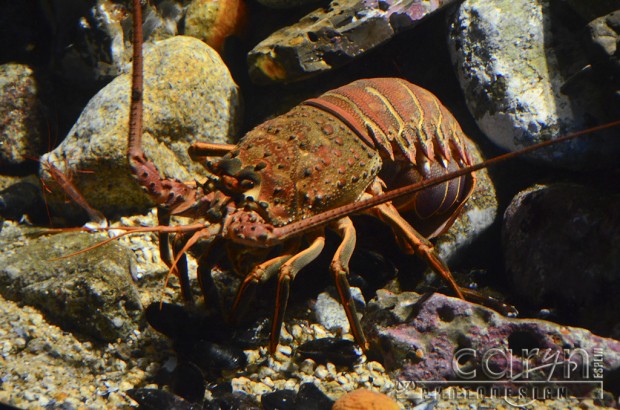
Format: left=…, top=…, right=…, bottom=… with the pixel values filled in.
left=2, top=0, right=620, bottom=408
left=0, top=216, right=618, bottom=409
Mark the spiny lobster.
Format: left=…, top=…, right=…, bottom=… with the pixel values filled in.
left=115, top=0, right=619, bottom=353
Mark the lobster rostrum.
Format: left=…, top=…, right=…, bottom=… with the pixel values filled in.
left=124, top=0, right=618, bottom=353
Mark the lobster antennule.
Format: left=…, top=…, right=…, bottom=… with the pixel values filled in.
left=274, top=119, right=620, bottom=240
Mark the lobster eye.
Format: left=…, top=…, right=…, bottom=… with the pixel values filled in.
left=236, top=168, right=260, bottom=191
left=240, top=179, right=255, bottom=189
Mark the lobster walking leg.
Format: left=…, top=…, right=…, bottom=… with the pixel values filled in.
left=361, top=193, right=466, bottom=300
left=270, top=231, right=326, bottom=353
left=196, top=239, right=226, bottom=310
left=230, top=239, right=301, bottom=324
left=169, top=232, right=193, bottom=303
left=328, top=217, right=368, bottom=351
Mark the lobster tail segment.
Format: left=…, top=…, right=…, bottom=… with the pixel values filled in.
left=304, top=78, right=470, bottom=170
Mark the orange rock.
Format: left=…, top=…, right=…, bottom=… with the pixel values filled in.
left=184, top=0, right=247, bottom=52
left=333, top=389, right=400, bottom=410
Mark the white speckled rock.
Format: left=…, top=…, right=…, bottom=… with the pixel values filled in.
left=314, top=287, right=365, bottom=334
left=448, top=0, right=620, bottom=168
left=40, top=36, right=242, bottom=217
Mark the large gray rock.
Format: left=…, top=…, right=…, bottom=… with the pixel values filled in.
left=0, top=232, right=142, bottom=342
left=448, top=0, right=620, bottom=168
left=40, top=36, right=242, bottom=217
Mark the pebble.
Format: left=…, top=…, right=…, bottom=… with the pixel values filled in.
left=262, top=376, right=275, bottom=388
left=277, top=345, right=292, bottom=356
left=299, top=358, right=316, bottom=374
left=291, top=324, right=304, bottom=340
left=314, top=365, right=329, bottom=380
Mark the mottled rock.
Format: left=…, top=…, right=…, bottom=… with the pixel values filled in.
left=0, top=232, right=141, bottom=342
left=183, top=0, right=247, bottom=52
left=363, top=290, right=620, bottom=391
left=502, top=184, right=620, bottom=334
left=248, top=0, right=459, bottom=83
left=0, top=64, right=47, bottom=169
left=448, top=0, right=620, bottom=168
left=314, top=287, right=365, bottom=334
left=40, top=36, right=241, bottom=217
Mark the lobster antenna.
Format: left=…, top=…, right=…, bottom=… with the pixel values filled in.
left=278, top=120, right=620, bottom=238
left=128, top=0, right=144, bottom=160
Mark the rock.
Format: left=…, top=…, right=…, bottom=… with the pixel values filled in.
left=0, top=179, right=46, bottom=223
left=54, top=0, right=180, bottom=86
left=0, top=231, right=142, bottom=342
left=40, top=36, right=242, bottom=217
left=502, top=183, right=620, bottom=336
left=248, top=0, right=460, bottom=84
left=0, top=63, right=48, bottom=169
left=333, top=389, right=399, bottom=410
left=314, top=287, right=365, bottom=334
left=448, top=0, right=620, bottom=168
left=183, top=0, right=247, bottom=52
left=362, top=290, right=620, bottom=393
left=585, top=10, right=620, bottom=117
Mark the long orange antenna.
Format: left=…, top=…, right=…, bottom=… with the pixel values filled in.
left=48, top=223, right=207, bottom=261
